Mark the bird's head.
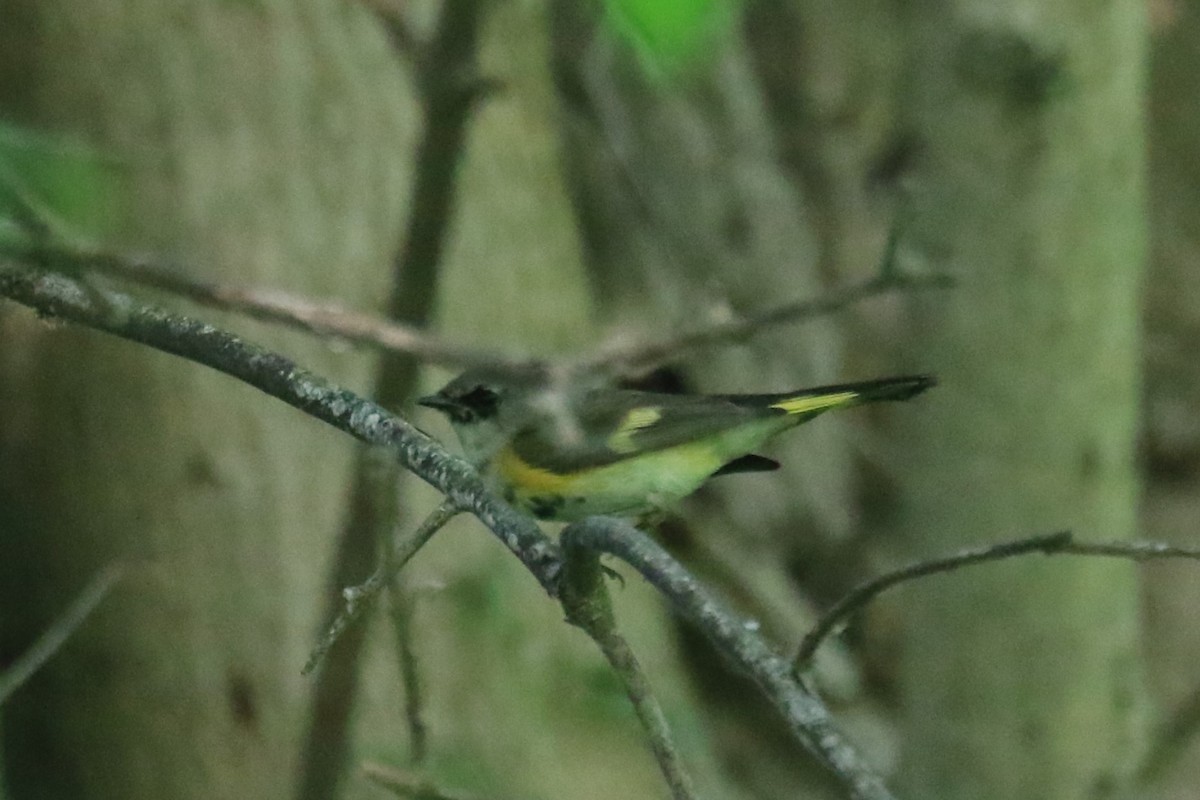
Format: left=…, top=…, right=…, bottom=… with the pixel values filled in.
left=419, top=363, right=559, bottom=462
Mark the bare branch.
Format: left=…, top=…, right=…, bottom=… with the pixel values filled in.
left=1056, top=539, right=1200, bottom=561
left=794, top=533, right=1200, bottom=674
left=0, top=564, right=124, bottom=704
left=794, top=531, right=1073, bottom=670
left=560, top=545, right=698, bottom=800
left=561, top=517, right=897, bottom=800
left=389, top=585, right=430, bottom=765
left=304, top=501, right=460, bottom=675
left=581, top=270, right=953, bottom=376
left=14, top=241, right=521, bottom=370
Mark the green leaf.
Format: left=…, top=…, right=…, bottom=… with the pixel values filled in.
left=603, top=0, right=733, bottom=77
left=0, top=121, right=117, bottom=248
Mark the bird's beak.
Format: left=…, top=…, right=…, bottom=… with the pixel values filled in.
left=417, top=394, right=460, bottom=413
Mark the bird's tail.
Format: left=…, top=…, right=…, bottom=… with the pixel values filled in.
left=750, top=375, right=937, bottom=417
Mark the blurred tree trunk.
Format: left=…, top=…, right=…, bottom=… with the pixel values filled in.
left=0, top=2, right=412, bottom=798
left=891, top=2, right=1149, bottom=798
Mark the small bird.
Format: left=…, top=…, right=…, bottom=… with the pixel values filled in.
left=419, top=367, right=935, bottom=522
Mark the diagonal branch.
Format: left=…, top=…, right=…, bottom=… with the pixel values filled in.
left=0, top=262, right=563, bottom=589
left=303, top=501, right=460, bottom=675
left=560, top=516, right=897, bottom=800
left=13, top=240, right=518, bottom=370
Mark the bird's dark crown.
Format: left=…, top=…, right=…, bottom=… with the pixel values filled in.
left=419, top=364, right=549, bottom=424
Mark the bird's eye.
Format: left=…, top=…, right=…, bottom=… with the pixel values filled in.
left=457, top=385, right=500, bottom=419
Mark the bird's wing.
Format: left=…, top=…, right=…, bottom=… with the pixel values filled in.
left=507, top=390, right=776, bottom=474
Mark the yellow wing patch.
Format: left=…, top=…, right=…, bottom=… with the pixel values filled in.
left=771, top=391, right=859, bottom=416
left=607, top=406, right=663, bottom=454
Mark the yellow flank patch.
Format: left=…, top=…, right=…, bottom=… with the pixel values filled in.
left=771, top=391, right=859, bottom=416
left=607, top=406, right=663, bottom=454
left=494, top=446, right=575, bottom=494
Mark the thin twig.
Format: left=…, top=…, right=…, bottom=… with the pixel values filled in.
left=299, top=446, right=405, bottom=800
left=560, top=517, right=897, bottom=800
left=581, top=270, right=953, bottom=376
left=304, top=501, right=459, bottom=675
left=362, top=761, right=508, bottom=800
left=793, top=533, right=1200, bottom=673
left=389, top=584, right=429, bottom=764
left=1056, top=539, right=1200, bottom=561
left=0, top=564, right=124, bottom=704
left=793, top=531, right=1074, bottom=670
left=596, top=629, right=696, bottom=800
left=560, top=545, right=698, bottom=800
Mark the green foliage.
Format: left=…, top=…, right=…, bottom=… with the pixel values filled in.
left=0, top=121, right=117, bottom=248
left=602, top=0, right=734, bottom=77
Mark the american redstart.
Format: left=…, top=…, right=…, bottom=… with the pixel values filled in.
left=419, top=367, right=935, bottom=522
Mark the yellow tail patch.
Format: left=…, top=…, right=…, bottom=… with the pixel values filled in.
left=771, top=391, right=859, bottom=416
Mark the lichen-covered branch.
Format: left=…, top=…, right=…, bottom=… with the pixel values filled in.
left=560, top=517, right=897, bottom=800
left=0, top=262, right=563, bottom=590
